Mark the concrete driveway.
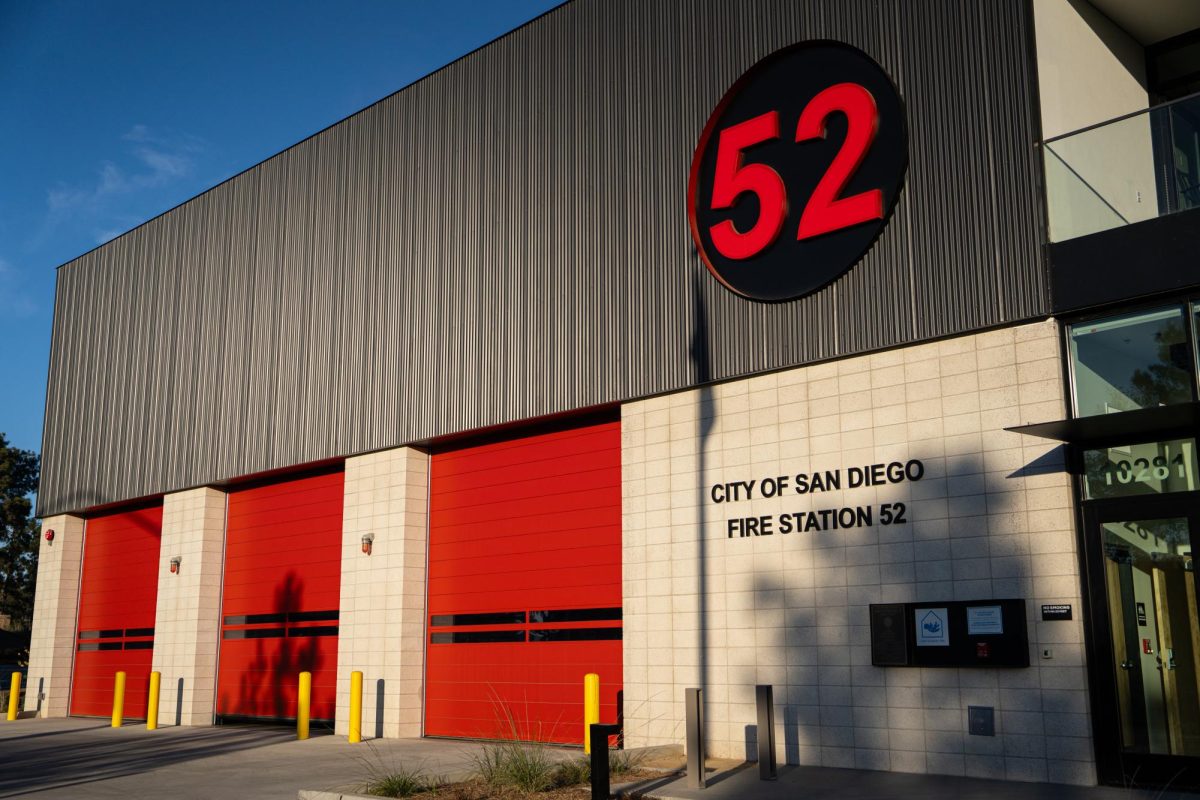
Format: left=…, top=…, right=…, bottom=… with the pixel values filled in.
left=0, top=717, right=570, bottom=799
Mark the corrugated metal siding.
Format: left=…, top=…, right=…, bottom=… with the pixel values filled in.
left=39, top=0, right=1047, bottom=516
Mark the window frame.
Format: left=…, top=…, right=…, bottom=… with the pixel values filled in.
left=1065, top=298, right=1200, bottom=419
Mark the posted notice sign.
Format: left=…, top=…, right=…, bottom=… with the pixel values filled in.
left=967, top=605, right=1004, bottom=635
left=915, top=607, right=949, bottom=647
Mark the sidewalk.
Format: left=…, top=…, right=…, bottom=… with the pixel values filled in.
left=638, top=762, right=1193, bottom=800
left=4, top=718, right=1193, bottom=800
left=0, top=717, right=574, bottom=799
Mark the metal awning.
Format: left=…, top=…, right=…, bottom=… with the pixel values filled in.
left=1006, top=402, right=1200, bottom=445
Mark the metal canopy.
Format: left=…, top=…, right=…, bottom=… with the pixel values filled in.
left=1006, top=402, right=1200, bottom=445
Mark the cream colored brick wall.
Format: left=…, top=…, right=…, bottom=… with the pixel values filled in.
left=622, top=319, right=1095, bottom=785
left=24, top=515, right=85, bottom=717
left=151, top=487, right=226, bottom=726
left=335, top=446, right=429, bottom=738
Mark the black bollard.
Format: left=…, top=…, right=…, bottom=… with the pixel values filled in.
left=589, top=723, right=621, bottom=800
left=755, top=685, right=777, bottom=780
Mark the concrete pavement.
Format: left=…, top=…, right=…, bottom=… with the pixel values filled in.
left=639, top=762, right=1195, bottom=800
left=7, top=718, right=1192, bottom=800
left=0, top=717, right=574, bottom=799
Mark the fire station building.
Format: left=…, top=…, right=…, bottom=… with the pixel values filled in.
left=25, top=0, right=1200, bottom=789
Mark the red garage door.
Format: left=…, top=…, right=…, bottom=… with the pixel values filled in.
left=71, top=505, right=163, bottom=718
left=426, top=419, right=622, bottom=743
left=217, top=469, right=344, bottom=722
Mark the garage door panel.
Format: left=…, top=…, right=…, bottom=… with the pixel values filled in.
left=426, top=419, right=622, bottom=743
left=224, top=508, right=343, bottom=532
left=427, top=529, right=619, bottom=560
left=71, top=506, right=163, bottom=719
left=432, top=513, right=623, bottom=534
left=431, top=454, right=620, bottom=492
left=225, top=481, right=343, bottom=513
left=428, top=588, right=623, bottom=615
left=222, top=522, right=343, bottom=541
left=430, top=510, right=623, bottom=541
left=72, top=649, right=155, bottom=718
left=221, top=548, right=343, bottom=576
left=216, top=636, right=338, bottom=721
left=425, top=639, right=622, bottom=743
left=217, top=470, right=343, bottom=722
left=429, top=545, right=619, bottom=580
left=433, top=429, right=617, bottom=476
left=427, top=569, right=622, bottom=603
left=436, top=465, right=628, bottom=510
left=430, top=489, right=621, bottom=528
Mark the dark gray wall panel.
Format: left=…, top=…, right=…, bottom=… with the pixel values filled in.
left=39, top=0, right=1048, bottom=516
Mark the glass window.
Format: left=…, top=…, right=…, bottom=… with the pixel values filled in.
left=1193, top=302, right=1200, bottom=381
left=1070, top=306, right=1194, bottom=418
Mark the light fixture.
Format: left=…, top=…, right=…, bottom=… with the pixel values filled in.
left=361, top=533, right=374, bottom=555
left=44, top=529, right=55, bottom=544
left=169, top=556, right=182, bottom=574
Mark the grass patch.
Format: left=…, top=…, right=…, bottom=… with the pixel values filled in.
left=357, top=748, right=440, bottom=798
left=471, top=741, right=560, bottom=793
left=551, top=757, right=590, bottom=786
left=607, top=748, right=644, bottom=777
left=364, top=766, right=436, bottom=798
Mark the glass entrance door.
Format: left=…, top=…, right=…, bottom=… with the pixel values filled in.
left=1086, top=497, right=1200, bottom=786
left=1103, top=515, right=1200, bottom=755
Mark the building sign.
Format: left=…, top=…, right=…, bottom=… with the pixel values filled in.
left=712, top=459, right=924, bottom=538
left=1041, top=604, right=1072, bottom=621
left=688, top=40, right=908, bottom=302
left=1082, top=438, right=1198, bottom=499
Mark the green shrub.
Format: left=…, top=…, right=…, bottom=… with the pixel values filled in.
left=364, top=767, right=433, bottom=798
left=608, top=748, right=644, bottom=776
left=471, top=741, right=558, bottom=793
left=552, top=757, right=590, bottom=786
left=550, top=748, right=643, bottom=787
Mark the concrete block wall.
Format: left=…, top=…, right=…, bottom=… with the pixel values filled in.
left=24, top=515, right=86, bottom=717
left=335, top=446, right=430, bottom=738
left=151, top=487, right=226, bottom=726
left=621, top=319, right=1095, bottom=785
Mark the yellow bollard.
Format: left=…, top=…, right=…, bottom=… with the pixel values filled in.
left=583, top=672, right=600, bottom=754
left=147, top=671, right=161, bottom=731
left=297, top=671, right=312, bottom=740
left=111, top=671, right=127, bottom=728
left=6, top=672, right=21, bottom=721
left=348, top=671, right=363, bottom=743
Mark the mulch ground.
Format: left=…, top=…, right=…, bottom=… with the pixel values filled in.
left=377, top=769, right=672, bottom=799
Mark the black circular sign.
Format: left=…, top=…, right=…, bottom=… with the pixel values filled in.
left=688, top=41, right=908, bottom=302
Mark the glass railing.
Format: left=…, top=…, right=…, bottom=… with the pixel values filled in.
left=1044, top=91, right=1200, bottom=242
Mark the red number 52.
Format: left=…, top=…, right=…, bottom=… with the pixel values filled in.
left=707, top=82, right=883, bottom=260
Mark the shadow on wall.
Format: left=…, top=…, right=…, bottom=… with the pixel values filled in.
left=230, top=571, right=323, bottom=721
left=725, top=435, right=1072, bottom=774
left=692, top=266, right=716, bottom=740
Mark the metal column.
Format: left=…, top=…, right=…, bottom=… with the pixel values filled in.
left=686, top=687, right=706, bottom=789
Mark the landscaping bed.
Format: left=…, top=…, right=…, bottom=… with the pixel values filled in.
left=359, top=741, right=674, bottom=799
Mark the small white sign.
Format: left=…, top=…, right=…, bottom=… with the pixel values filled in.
left=915, top=607, right=949, bottom=647
left=967, top=605, right=1004, bottom=635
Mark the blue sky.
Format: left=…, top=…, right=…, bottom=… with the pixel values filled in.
left=0, top=0, right=561, bottom=454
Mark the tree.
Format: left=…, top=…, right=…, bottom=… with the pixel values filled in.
left=0, top=433, right=39, bottom=638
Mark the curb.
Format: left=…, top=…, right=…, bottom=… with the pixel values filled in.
left=297, top=773, right=685, bottom=800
